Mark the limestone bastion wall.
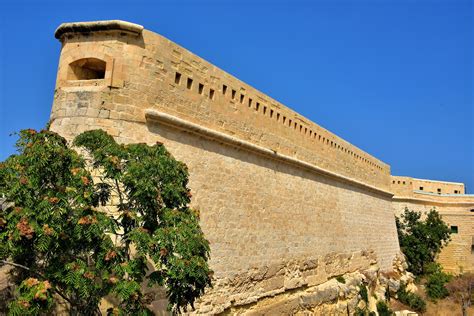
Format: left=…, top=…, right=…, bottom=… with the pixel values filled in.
left=391, top=176, right=474, bottom=274
left=48, top=20, right=401, bottom=313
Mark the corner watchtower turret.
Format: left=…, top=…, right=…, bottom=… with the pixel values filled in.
left=50, top=20, right=144, bottom=139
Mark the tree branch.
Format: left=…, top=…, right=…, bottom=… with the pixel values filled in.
left=0, top=259, right=75, bottom=306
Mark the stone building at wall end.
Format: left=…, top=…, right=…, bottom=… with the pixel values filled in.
left=391, top=176, right=474, bottom=274
left=6, top=19, right=471, bottom=314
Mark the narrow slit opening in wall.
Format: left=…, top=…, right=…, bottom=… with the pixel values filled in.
left=240, top=94, right=244, bottom=103
left=277, top=113, right=280, bottom=121
left=223, top=84, right=227, bottom=95
left=283, top=117, right=286, bottom=124
left=256, top=102, right=260, bottom=111
left=231, top=89, right=236, bottom=99
left=209, top=89, right=215, bottom=100
left=187, top=78, right=193, bottom=89
left=198, top=83, right=204, bottom=95
left=294, top=122, right=297, bottom=129
left=288, top=119, right=292, bottom=126
left=263, top=106, right=267, bottom=115
left=270, top=109, right=274, bottom=118
left=175, top=72, right=181, bottom=84
left=248, top=98, right=253, bottom=107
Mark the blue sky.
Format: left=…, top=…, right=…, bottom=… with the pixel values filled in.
left=0, top=0, right=472, bottom=191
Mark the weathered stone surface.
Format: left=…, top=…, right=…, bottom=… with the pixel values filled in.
left=1, top=19, right=467, bottom=314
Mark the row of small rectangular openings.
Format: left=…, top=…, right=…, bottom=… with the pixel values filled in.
left=175, top=72, right=215, bottom=100
left=174, top=70, right=382, bottom=169
left=220, top=82, right=383, bottom=170
left=392, top=180, right=413, bottom=185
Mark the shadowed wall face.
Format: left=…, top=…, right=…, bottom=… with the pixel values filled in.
left=49, top=21, right=401, bottom=313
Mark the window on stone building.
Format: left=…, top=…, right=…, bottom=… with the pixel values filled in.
left=248, top=98, right=253, bottom=108
left=231, top=89, right=236, bottom=100
left=68, top=58, right=106, bottom=80
left=187, top=78, right=193, bottom=89
left=419, top=187, right=424, bottom=191
left=454, top=190, right=458, bottom=194
left=222, top=84, right=227, bottom=95
left=209, top=89, right=215, bottom=100
left=174, top=72, right=181, bottom=84
left=450, top=226, right=458, bottom=234
left=198, top=83, right=204, bottom=95
left=437, top=188, right=442, bottom=194
left=240, top=94, right=244, bottom=104
left=470, top=209, right=474, bottom=213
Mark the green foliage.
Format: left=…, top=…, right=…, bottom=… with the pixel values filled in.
left=354, top=307, right=376, bottom=316
left=359, top=284, right=368, bottom=303
left=397, top=283, right=426, bottom=312
left=335, top=275, right=346, bottom=284
left=425, top=263, right=451, bottom=300
left=0, top=129, right=211, bottom=315
left=376, top=301, right=394, bottom=316
left=376, top=300, right=393, bottom=316
left=396, top=208, right=451, bottom=276
left=354, top=307, right=367, bottom=316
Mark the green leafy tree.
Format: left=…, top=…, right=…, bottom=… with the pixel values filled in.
left=395, top=208, right=451, bottom=276
left=425, top=262, right=451, bottom=300
left=0, top=129, right=211, bottom=315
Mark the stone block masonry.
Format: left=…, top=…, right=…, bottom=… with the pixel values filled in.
left=41, top=19, right=469, bottom=313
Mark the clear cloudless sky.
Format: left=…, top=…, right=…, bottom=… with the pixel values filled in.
left=0, top=0, right=473, bottom=191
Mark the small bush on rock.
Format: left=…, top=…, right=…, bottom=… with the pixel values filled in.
left=335, top=275, right=345, bottom=284
left=376, top=300, right=394, bottom=316
left=425, top=263, right=451, bottom=300
left=359, top=284, right=369, bottom=303
left=397, top=283, right=426, bottom=312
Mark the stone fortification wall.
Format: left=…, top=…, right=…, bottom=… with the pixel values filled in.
left=391, top=176, right=465, bottom=196
left=51, top=21, right=390, bottom=191
left=48, top=20, right=401, bottom=313
left=391, top=178, right=474, bottom=274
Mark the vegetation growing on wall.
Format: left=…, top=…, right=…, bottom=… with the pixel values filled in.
left=395, top=208, right=451, bottom=276
left=0, top=129, right=211, bottom=315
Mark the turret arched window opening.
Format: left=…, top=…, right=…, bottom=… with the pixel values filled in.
left=68, top=58, right=106, bottom=80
